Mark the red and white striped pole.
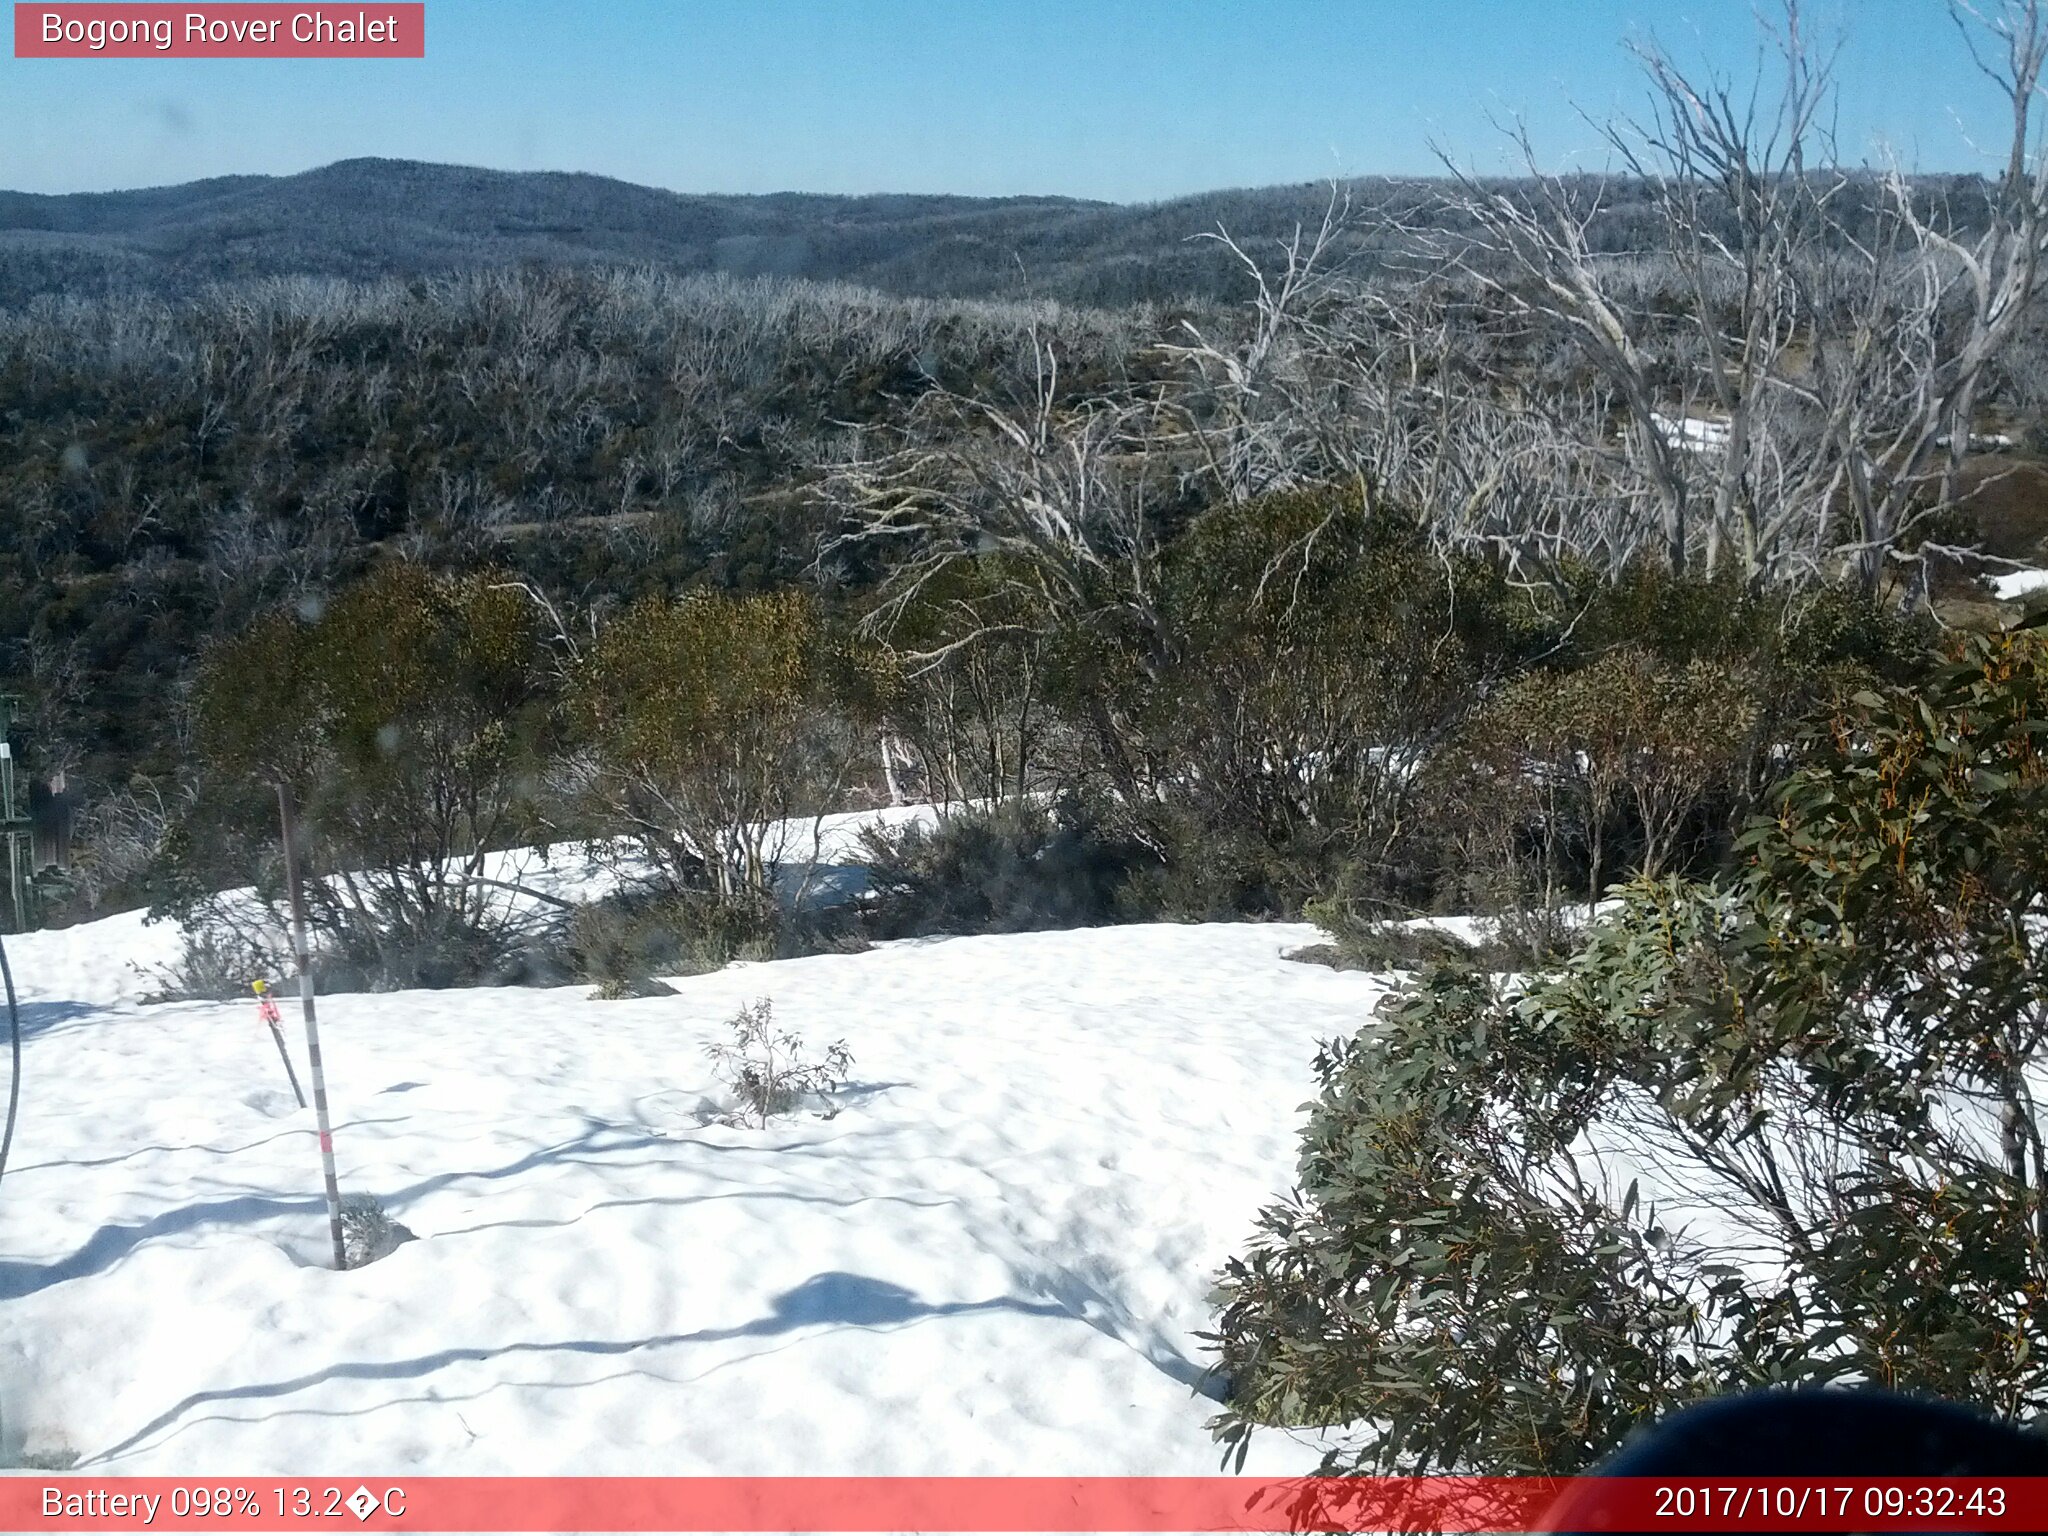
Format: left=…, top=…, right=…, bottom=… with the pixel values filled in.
left=277, top=782, right=347, bottom=1271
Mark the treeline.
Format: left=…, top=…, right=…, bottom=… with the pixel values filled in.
left=17, top=0, right=2048, bottom=932
left=0, top=156, right=2020, bottom=312
left=0, top=268, right=1156, bottom=805
left=137, top=490, right=1927, bottom=996
left=13, top=193, right=2048, bottom=864
left=6, top=241, right=2043, bottom=930
left=5, top=158, right=2000, bottom=311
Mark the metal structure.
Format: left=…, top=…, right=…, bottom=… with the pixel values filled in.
left=0, top=697, right=31, bottom=936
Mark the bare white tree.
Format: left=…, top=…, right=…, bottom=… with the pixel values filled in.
left=825, top=329, right=1172, bottom=661
left=1439, top=0, right=2048, bottom=593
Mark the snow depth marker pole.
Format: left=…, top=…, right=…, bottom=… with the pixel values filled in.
left=277, top=783, right=347, bottom=1271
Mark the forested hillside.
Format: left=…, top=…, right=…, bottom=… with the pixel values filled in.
left=8, top=102, right=2048, bottom=935
left=14, top=2, right=2048, bottom=1488
left=0, top=156, right=1956, bottom=309
left=7, top=199, right=2048, bottom=923
left=0, top=268, right=1172, bottom=802
left=0, top=159, right=1369, bottom=307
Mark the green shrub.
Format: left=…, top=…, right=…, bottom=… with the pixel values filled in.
left=144, top=919, right=291, bottom=1004
left=569, top=587, right=875, bottom=911
left=1288, top=920, right=1483, bottom=974
left=1443, top=646, right=1762, bottom=919
left=858, top=797, right=1157, bottom=939
left=1292, top=895, right=1588, bottom=975
left=1210, top=632, right=2048, bottom=1475
left=1079, top=491, right=1541, bottom=915
left=590, top=975, right=678, bottom=1000
left=165, top=561, right=557, bottom=990
left=568, top=888, right=777, bottom=983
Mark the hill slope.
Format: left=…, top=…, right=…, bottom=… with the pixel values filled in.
left=0, top=158, right=1423, bottom=307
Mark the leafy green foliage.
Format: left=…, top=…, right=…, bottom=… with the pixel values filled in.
left=1089, top=491, right=1542, bottom=915
left=1403, top=574, right=1927, bottom=923
left=165, top=561, right=555, bottom=989
left=1210, top=631, right=2048, bottom=1474
left=1207, top=950, right=1719, bottom=1476
left=199, top=564, right=546, bottom=811
left=1453, top=645, right=1762, bottom=906
left=570, top=587, right=875, bottom=911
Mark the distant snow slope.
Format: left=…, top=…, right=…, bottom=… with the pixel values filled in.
left=1991, top=566, right=2048, bottom=602
left=0, top=912, right=1368, bottom=1476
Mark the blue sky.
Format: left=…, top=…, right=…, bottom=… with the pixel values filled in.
left=0, top=1, right=2019, bottom=200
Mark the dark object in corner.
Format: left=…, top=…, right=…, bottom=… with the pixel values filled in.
left=1542, top=1389, right=2048, bottom=1535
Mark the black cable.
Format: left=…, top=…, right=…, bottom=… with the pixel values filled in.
left=0, top=928, right=17, bottom=1195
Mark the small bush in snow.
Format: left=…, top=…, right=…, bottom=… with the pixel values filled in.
left=1294, top=899, right=1493, bottom=973
left=704, top=1000, right=852, bottom=1127
left=338, top=1192, right=415, bottom=1269
left=567, top=588, right=872, bottom=912
left=858, top=797, right=1155, bottom=939
left=591, top=975, right=679, bottom=1000
left=570, top=889, right=776, bottom=985
left=147, top=919, right=292, bottom=1003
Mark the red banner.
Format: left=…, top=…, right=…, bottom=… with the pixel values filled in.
left=5, top=1476, right=2048, bottom=1532
left=13, top=4, right=424, bottom=58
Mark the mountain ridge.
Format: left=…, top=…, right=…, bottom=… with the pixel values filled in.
left=0, top=157, right=1418, bottom=307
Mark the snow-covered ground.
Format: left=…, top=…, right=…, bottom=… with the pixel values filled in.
left=1990, top=566, right=2048, bottom=603
left=1650, top=411, right=1731, bottom=453
left=0, top=904, right=1373, bottom=1477
left=23, top=802, right=964, bottom=1005
left=1653, top=411, right=2021, bottom=458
